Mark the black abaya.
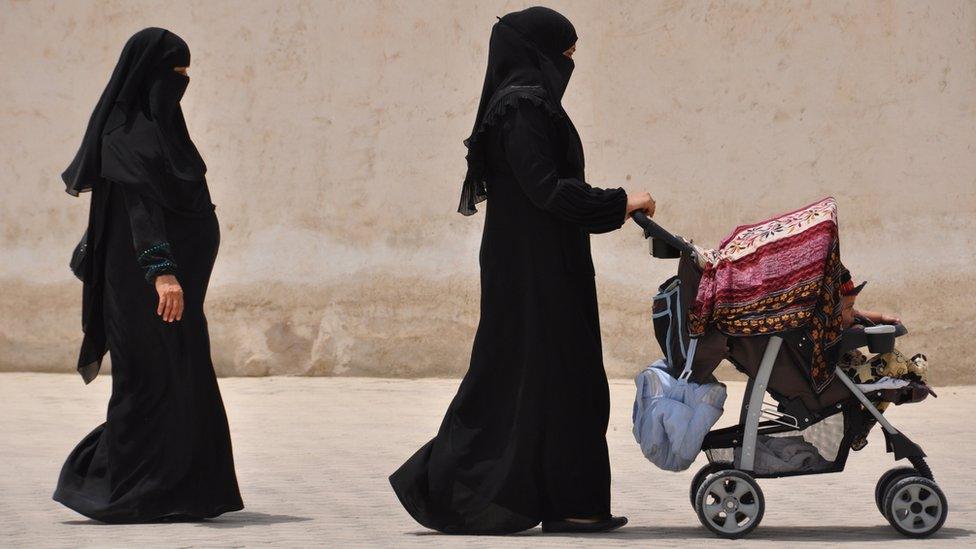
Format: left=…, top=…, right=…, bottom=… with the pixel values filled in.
left=54, top=28, right=241, bottom=522
left=54, top=181, right=242, bottom=522
left=390, top=27, right=628, bottom=530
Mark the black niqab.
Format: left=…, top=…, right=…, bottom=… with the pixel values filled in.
left=458, top=7, right=582, bottom=215
left=62, top=28, right=206, bottom=199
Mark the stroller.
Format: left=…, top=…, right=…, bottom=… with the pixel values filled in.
left=631, top=208, right=948, bottom=539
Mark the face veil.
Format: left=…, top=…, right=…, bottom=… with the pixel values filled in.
left=458, top=7, right=583, bottom=216
left=145, top=50, right=206, bottom=182
left=499, top=7, right=578, bottom=101
left=62, top=27, right=206, bottom=198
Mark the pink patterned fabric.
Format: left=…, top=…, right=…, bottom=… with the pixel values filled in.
left=689, top=197, right=845, bottom=392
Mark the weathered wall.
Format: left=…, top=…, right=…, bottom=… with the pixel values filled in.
left=1, top=0, right=974, bottom=384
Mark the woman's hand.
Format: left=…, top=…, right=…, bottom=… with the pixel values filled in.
left=155, top=274, right=184, bottom=322
left=626, top=191, right=656, bottom=219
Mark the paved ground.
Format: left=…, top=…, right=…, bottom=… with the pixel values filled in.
left=1, top=373, right=973, bottom=548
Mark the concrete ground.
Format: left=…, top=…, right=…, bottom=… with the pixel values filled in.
left=1, top=373, right=973, bottom=548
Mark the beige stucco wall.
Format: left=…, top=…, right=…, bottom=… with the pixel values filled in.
left=1, top=0, right=974, bottom=384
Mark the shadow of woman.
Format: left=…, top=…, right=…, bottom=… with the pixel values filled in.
left=62, top=511, right=312, bottom=528
left=194, top=511, right=312, bottom=529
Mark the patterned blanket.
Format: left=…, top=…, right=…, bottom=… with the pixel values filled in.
left=688, top=197, right=845, bottom=392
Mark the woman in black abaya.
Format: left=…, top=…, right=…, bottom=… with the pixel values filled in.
left=390, top=7, right=656, bottom=534
left=53, top=28, right=243, bottom=522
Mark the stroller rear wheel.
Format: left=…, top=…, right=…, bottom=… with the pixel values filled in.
left=875, top=467, right=918, bottom=515
left=689, top=461, right=732, bottom=508
left=883, top=476, right=948, bottom=537
left=694, top=469, right=764, bottom=539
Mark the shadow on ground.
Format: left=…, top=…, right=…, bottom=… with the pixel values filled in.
left=61, top=512, right=312, bottom=529
left=541, top=525, right=975, bottom=542
left=196, top=512, right=312, bottom=529
left=412, top=525, right=975, bottom=542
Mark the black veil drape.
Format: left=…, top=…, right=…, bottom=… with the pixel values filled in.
left=458, top=7, right=584, bottom=215
left=62, top=27, right=205, bottom=198
left=64, top=28, right=209, bottom=381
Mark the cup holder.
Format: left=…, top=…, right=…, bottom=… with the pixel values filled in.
left=865, top=325, right=896, bottom=354
left=651, top=238, right=682, bottom=259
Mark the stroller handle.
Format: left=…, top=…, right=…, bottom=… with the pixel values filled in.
left=630, top=211, right=697, bottom=257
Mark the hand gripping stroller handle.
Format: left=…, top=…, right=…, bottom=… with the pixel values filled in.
left=630, top=211, right=696, bottom=257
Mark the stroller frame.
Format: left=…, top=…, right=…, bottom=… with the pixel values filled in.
left=691, top=334, right=917, bottom=473
left=631, top=211, right=948, bottom=539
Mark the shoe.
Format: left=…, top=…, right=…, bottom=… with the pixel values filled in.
left=542, top=515, right=627, bottom=533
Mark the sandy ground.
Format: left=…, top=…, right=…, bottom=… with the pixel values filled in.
left=1, top=373, right=973, bottom=548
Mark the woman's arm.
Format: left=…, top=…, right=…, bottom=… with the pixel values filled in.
left=502, top=104, right=645, bottom=233
left=118, top=186, right=184, bottom=322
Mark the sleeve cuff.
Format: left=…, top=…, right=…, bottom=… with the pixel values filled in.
left=544, top=179, right=628, bottom=233
left=138, top=242, right=178, bottom=283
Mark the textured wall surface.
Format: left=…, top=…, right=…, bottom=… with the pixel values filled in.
left=1, top=0, right=974, bottom=383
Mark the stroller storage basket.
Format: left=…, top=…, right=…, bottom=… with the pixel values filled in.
left=701, top=403, right=868, bottom=478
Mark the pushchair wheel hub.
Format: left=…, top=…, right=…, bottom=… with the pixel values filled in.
left=874, top=466, right=921, bottom=515
left=694, top=469, right=765, bottom=539
left=882, top=476, right=948, bottom=538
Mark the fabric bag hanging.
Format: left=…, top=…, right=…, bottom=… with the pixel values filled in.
left=632, top=349, right=727, bottom=472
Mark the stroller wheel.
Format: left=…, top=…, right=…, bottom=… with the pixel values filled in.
left=883, top=476, right=948, bottom=538
left=875, top=467, right=918, bottom=515
left=689, top=462, right=731, bottom=508
left=694, top=469, right=764, bottom=539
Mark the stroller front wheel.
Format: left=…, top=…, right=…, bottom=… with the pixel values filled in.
left=883, top=476, right=948, bottom=537
left=694, top=469, right=765, bottom=539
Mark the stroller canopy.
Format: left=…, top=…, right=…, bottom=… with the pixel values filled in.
left=688, top=197, right=846, bottom=392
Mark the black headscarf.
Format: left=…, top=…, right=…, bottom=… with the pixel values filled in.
left=62, top=28, right=206, bottom=199
left=458, top=7, right=583, bottom=215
